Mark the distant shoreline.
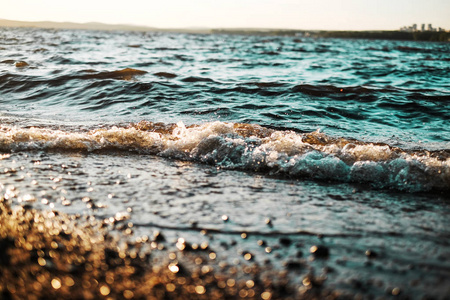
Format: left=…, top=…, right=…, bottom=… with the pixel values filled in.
left=0, top=18, right=448, bottom=42
left=0, top=18, right=209, bottom=33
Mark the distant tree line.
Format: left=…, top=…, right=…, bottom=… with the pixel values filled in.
left=211, top=29, right=449, bottom=42
left=316, top=31, right=449, bottom=42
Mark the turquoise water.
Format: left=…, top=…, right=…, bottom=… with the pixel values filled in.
left=1, top=27, right=450, bottom=298
left=1, top=28, right=449, bottom=147
left=1, top=27, right=449, bottom=191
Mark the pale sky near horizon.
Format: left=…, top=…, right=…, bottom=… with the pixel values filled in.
left=1, top=0, right=449, bottom=31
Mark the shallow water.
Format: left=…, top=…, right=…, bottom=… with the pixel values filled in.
left=1, top=151, right=449, bottom=297
left=1, top=27, right=450, bottom=297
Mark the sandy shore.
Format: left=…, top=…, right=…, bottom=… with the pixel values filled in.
left=0, top=149, right=449, bottom=299
left=0, top=199, right=344, bottom=300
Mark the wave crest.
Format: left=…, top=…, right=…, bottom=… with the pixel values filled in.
left=1, top=121, right=448, bottom=192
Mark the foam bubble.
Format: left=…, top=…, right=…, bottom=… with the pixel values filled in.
left=0, top=121, right=448, bottom=192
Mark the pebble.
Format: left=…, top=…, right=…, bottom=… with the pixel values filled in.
left=285, top=260, right=302, bottom=270
left=0, top=200, right=299, bottom=299
left=309, top=245, right=329, bottom=258
left=153, top=231, right=165, bottom=242
left=365, top=250, right=378, bottom=258
left=279, top=237, right=292, bottom=247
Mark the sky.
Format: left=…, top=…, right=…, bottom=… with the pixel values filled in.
left=1, top=0, right=449, bottom=31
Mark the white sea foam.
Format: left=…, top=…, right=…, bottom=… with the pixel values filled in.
left=0, top=121, right=448, bottom=191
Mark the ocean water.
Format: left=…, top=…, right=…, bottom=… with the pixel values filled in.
left=1, top=27, right=450, bottom=297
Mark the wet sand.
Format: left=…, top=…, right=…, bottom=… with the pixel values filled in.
left=0, top=199, right=337, bottom=300
left=1, top=150, right=449, bottom=299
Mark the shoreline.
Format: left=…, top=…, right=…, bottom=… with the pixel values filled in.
left=0, top=199, right=339, bottom=299
left=0, top=18, right=448, bottom=42
left=0, top=147, right=449, bottom=299
left=1, top=148, right=449, bottom=299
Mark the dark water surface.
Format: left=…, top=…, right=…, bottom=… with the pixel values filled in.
left=1, top=27, right=450, bottom=298
left=1, top=27, right=449, bottom=146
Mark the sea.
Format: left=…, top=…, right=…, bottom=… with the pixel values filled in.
left=1, top=27, right=450, bottom=298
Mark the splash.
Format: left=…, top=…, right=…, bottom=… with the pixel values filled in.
left=0, top=121, right=448, bottom=192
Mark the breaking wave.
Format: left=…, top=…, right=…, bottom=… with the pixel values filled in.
left=1, top=121, right=448, bottom=192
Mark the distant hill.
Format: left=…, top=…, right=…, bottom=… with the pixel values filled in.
left=0, top=19, right=211, bottom=33
left=1, top=19, right=448, bottom=42
left=0, top=18, right=162, bottom=31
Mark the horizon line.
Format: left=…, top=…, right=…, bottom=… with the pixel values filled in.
left=0, top=18, right=407, bottom=33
